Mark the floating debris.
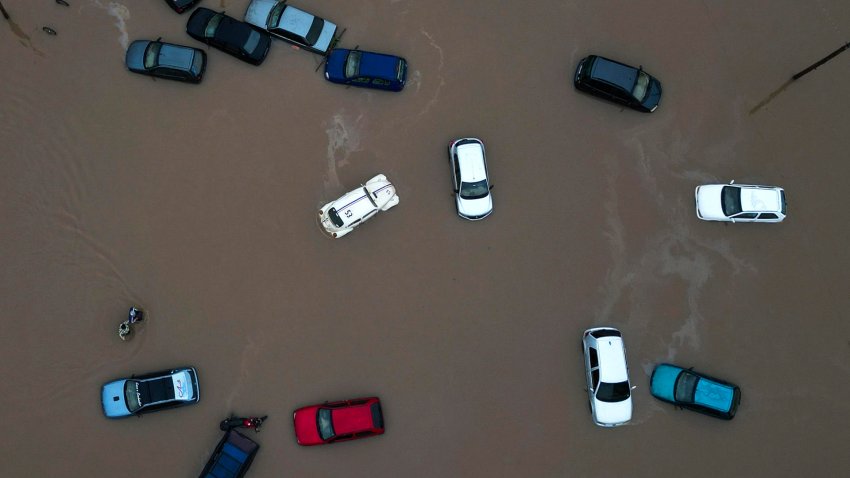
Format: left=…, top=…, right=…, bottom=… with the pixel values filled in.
left=56, top=0, right=70, bottom=6
left=42, top=26, right=57, bottom=35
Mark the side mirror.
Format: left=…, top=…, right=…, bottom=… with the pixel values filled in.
left=730, top=179, right=735, bottom=184
left=453, top=189, right=459, bottom=194
left=489, top=185, right=494, bottom=190
left=631, top=385, right=637, bottom=390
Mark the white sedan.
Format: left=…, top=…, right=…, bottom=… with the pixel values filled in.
left=582, top=327, right=634, bottom=427
left=319, top=174, right=399, bottom=238
left=695, top=181, right=786, bottom=223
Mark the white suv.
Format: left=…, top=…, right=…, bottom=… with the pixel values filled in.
left=695, top=181, right=786, bottom=223
left=449, top=138, right=493, bottom=220
left=318, top=174, right=399, bottom=238
left=582, top=327, right=633, bottom=427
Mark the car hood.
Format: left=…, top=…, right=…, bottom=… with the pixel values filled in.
left=245, top=0, right=276, bottom=29
left=695, top=185, right=726, bottom=220
left=593, top=396, right=632, bottom=426
left=650, top=364, right=682, bottom=402
left=457, top=194, right=493, bottom=219
left=293, top=406, right=323, bottom=445
left=642, top=78, right=662, bottom=112
left=102, top=379, right=131, bottom=418
left=125, top=40, right=149, bottom=72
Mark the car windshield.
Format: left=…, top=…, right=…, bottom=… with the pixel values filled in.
left=244, top=30, right=261, bottom=53
left=396, top=59, right=406, bottom=81
left=268, top=2, right=286, bottom=28
left=205, top=14, right=223, bottom=38
left=596, top=381, right=631, bottom=403
left=305, top=17, right=324, bottom=46
left=124, top=380, right=142, bottom=412
left=460, top=180, right=489, bottom=200
left=345, top=50, right=362, bottom=78
left=632, top=71, right=650, bottom=102
left=317, top=408, right=335, bottom=440
left=328, top=208, right=344, bottom=227
left=674, top=372, right=699, bottom=403
left=721, top=186, right=743, bottom=216
left=143, top=42, right=162, bottom=69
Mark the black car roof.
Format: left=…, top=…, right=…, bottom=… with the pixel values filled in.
left=139, top=377, right=175, bottom=405
left=590, top=56, right=638, bottom=90
left=216, top=16, right=255, bottom=45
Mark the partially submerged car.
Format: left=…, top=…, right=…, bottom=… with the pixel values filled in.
left=164, top=0, right=201, bottom=14
left=125, top=39, right=206, bottom=83
left=318, top=174, right=399, bottom=238
left=325, top=48, right=407, bottom=91
left=101, top=367, right=199, bottom=418
left=293, top=397, right=384, bottom=446
left=187, top=8, right=272, bottom=65
left=574, top=54, right=662, bottom=112
left=582, top=327, right=633, bottom=427
left=449, top=138, right=493, bottom=220
left=650, top=363, right=741, bottom=420
left=244, top=0, right=337, bottom=55
left=198, top=428, right=260, bottom=478
left=695, top=181, right=786, bottom=222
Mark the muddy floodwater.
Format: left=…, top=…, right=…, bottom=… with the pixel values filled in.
left=2, top=1, right=850, bottom=476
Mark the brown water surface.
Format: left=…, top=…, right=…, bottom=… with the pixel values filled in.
left=1, top=1, right=849, bottom=476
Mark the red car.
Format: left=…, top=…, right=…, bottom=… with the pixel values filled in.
left=293, top=397, right=384, bottom=446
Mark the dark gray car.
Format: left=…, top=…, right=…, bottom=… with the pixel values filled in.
left=125, top=39, right=207, bottom=83
left=574, top=55, right=662, bottom=112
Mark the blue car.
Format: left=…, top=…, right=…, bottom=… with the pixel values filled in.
left=101, top=367, right=200, bottom=418
left=325, top=48, right=407, bottom=92
left=650, top=363, right=741, bottom=420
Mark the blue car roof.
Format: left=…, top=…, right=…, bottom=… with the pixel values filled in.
left=158, top=44, right=196, bottom=70
left=357, top=51, right=402, bottom=79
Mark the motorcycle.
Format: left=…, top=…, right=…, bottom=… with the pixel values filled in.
left=219, top=415, right=268, bottom=433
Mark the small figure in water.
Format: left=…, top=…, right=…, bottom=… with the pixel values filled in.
left=128, top=307, right=145, bottom=324
left=56, top=0, right=70, bottom=6
left=220, top=415, right=268, bottom=433
left=118, top=306, right=145, bottom=341
left=42, top=26, right=57, bottom=35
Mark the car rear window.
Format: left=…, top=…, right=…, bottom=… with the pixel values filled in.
left=590, top=329, right=621, bottom=339
left=370, top=403, right=383, bottom=428
left=328, top=208, right=344, bottom=227
left=305, top=17, right=324, bottom=46
left=396, top=59, right=406, bottom=82
left=318, top=408, right=335, bottom=440
left=596, top=381, right=630, bottom=403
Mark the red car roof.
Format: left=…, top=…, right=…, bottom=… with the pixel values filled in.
left=332, top=404, right=374, bottom=435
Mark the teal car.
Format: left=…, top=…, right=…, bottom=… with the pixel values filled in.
left=650, top=364, right=741, bottom=420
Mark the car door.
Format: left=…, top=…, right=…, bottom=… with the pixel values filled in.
left=757, top=213, right=779, bottom=222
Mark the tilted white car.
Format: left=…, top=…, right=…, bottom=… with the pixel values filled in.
left=582, top=327, right=633, bottom=427
left=449, top=138, right=493, bottom=220
left=319, top=174, right=399, bottom=238
left=695, top=181, right=786, bottom=223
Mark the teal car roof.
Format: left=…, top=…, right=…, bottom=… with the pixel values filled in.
left=693, top=378, right=736, bottom=412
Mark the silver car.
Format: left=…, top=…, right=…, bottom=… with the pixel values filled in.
left=244, top=0, right=337, bottom=55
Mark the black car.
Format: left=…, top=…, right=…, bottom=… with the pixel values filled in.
left=125, top=39, right=206, bottom=83
left=199, top=429, right=260, bottom=477
left=164, top=0, right=201, bottom=14
left=187, top=8, right=272, bottom=65
left=574, top=55, right=662, bottom=112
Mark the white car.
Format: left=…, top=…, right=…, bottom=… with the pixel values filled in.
left=244, top=0, right=337, bottom=55
left=582, top=327, right=633, bottom=427
left=695, top=181, right=786, bottom=223
left=449, top=138, right=493, bottom=220
left=319, top=174, right=399, bottom=238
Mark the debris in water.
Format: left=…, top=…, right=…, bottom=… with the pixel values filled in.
left=56, top=0, right=70, bottom=6
left=43, top=26, right=57, bottom=35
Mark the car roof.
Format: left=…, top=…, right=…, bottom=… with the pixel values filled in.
left=739, top=186, right=782, bottom=212
left=332, top=404, right=374, bottom=435
left=457, top=142, right=487, bottom=182
left=280, top=5, right=315, bottom=36
left=216, top=15, right=256, bottom=45
left=596, top=336, right=628, bottom=383
left=357, top=50, right=402, bottom=79
left=590, top=56, right=637, bottom=91
left=158, top=43, right=195, bottom=70
left=332, top=188, right=377, bottom=227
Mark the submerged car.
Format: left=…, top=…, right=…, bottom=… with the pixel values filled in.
left=244, top=0, right=337, bottom=55
left=125, top=39, right=206, bottom=83
left=325, top=48, right=407, bottom=91
left=318, top=174, right=399, bottom=238
left=582, top=327, right=633, bottom=427
left=293, top=397, right=384, bottom=446
left=449, top=138, right=493, bottom=220
left=187, top=8, right=272, bottom=65
left=650, top=363, right=741, bottom=420
left=574, top=54, right=662, bottom=112
left=101, top=367, right=199, bottom=418
left=164, top=0, right=201, bottom=14
left=695, top=181, right=786, bottom=222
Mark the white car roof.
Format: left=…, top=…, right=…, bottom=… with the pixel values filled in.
left=331, top=188, right=377, bottom=227
left=597, top=337, right=628, bottom=383
left=279, top=5, right=315, bottom=36
left=740, top=187, right=782, bottom=213
left=457, top=142, right=487, bottom=182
